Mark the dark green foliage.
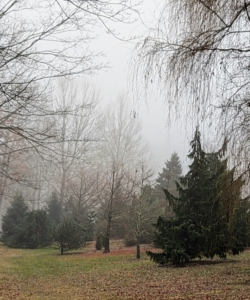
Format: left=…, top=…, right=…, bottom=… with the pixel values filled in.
left=95, top=233, right=103, bottom=250
left=233, top=198, right=250, bottom=248
left=1, top=192, right=52, bottom=248
left=64, top=196, right=96, bottom=243
left=54, top=218, right=85, bottom=254
left=1, top=192, right=29, bottom=248
left=47, top=192, right=63, bottom=227
left=148, top=128, right=249, bottom=265
left=23, top=210, right=52, bottom=249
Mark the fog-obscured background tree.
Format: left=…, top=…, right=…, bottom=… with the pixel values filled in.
left=63, top=167, right=98, bottom=243
left=156, top=152, right=182, bottom=193
left=155, top=152, right=182, bottom=218
left=54, top=218, right=85, bottom=255
left=52, top=78, right=100, bottom=204
left=47, top=192, right=63, bottom=228
left=124, top=160, right=163, bottom=258
left=95, top=95, right=149, bottom=253
left=0, top=0, right=139, bottom=215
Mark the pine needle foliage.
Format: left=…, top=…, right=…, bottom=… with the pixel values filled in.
left=155, top=152, right=182, bottom=219
left=54, top=219, right=85, bottom=254
left=0, top=192, right=29, bottom=248
left=147, top=128, right=249, bottom=265
left=156, top=152, right=182, bottom=194
left=1, top=192, right=52, bottom=248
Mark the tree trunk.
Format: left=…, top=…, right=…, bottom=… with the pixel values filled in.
left=0, top=151, right=10, bottom=212
left=103, top=215, right=112, bottom=253
left=136, top=236, right=140, bottom=259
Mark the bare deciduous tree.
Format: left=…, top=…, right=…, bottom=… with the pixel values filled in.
left=51, top=78, right=99, bottom=203
left=0, top=0, right=139, bottom=179
left=125, top=160, right=162, bottom=259
left=96, top=95, right=148, bottom=253
left=63, top=165, right=99, bottom=241
left=135, top=1, right=250, bottom=174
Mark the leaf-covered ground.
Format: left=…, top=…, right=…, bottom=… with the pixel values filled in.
left=0, top=241, right=250, bottom=299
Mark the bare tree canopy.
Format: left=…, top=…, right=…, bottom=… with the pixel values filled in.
left=135, top=1, right=250, bottom=171
left=96, top=95, right=149, bottom=253
left=1, top=0, right=138, bottom=83
left=0, top=0, right=139, bottom=180
left=0, top=0, right=138, bottom=125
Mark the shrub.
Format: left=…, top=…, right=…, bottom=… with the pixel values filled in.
left=124, top=233, right=136, bottom=247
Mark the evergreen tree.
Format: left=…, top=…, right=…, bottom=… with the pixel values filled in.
left=155, top=152, right=182, bottom=218
left=148, top=128, right=248, bottom=265
left=54, top=218, right=85, bottom=254
left=1, top=192, right=52, bottom=248
left=24, top=209, right=52, bottom=249
left=156, top=152, right=182, bottom=194
left=1, top=192, right=29, bottom=248
left=47, top=192, right=63, bottom=227
left=64, top=195, right=96, bottom=243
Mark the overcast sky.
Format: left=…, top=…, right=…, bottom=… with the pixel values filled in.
left=89, top=1, right=192, bottom=174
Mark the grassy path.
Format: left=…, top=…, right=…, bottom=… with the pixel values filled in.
left=0, top=243, right=250, bottom=299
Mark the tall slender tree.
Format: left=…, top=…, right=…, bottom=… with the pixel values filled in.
left=124, top=160, right=163, bottom=258
left=1, top=192, right=28, bottom=247
left=155, top=152, right=182, bottom=218
left=47, top=192, right=63, bottom=228
left=156, top=152, right=182, bottom=193
left=96, top=95, right=148, bottom=253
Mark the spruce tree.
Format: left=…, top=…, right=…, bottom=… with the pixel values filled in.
left=54, top=218, right=85, bottom=254
left=24, top=209, right=52, bottom=249
left=148, top=128, right=248, bottom=265
left=156, top=152, right=182, bottom=218
left=1, top=192, right=52, bottom=248
left=1, top=192, right=29, bottom=248
left=156, top=152, right=182, bottom=195
left=47, top=192, right=63, bottom=227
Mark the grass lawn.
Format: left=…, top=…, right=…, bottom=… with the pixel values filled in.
left=0, top=241, right=250, bottom=299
